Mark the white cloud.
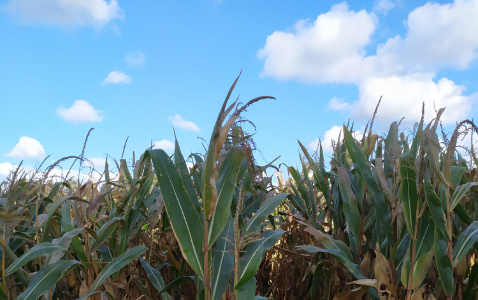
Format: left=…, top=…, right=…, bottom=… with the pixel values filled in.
left=310, top=125, right=342, bottom=153
left=376, top=0, right=478, bottom=71
left=0, top=162, right=16, bottom=177
left=373, top=0, right=396, bottom=15
left=152, top=139, right=175, bottom=152
left=8, top=137, right=46, bottom=159
left=310, top=125, right=364, bottom=154
left=86, top=157, right=106, bottom=172
left=103, top=71, right=131, bottom=84
left=328, top=97, right=350, bottom=111
left=3, top=0, right=123, bottom=28
left=125, top=51, right=145, bottom=67
left=57, top=100, right=103, bottom=123
left=352, top=74, right=474, bottom=125
left=168, top=114, right=200, bottom=132
left=258, top=2, right=377, bottom=84
left=258, top=0, right=478, bottom=124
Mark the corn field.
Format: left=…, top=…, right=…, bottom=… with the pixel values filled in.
left=1, top=74, right=478, bottom=300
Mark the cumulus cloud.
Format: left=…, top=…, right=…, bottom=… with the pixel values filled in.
left=57, top=100, right=103, bottom=123
left=373, top=0, right=396, bottom=15
left=86, top=157, right=106, bottom=172
left=168, top=115, right=200, bottom=132
left=103, top=71, right=131, bottom=84
left=328, top=97, right=350, bottom=111
left=258, top=0, right=478, bottom=124
left=152, top=139, right=175, bottom=152
left=2, top=0, right=123, bottom=28
left=376, top=0, right=478, bottom=71
left=0, top=162, right=16, bottom=177
left=310, top=125, right=364, bottom=154
left=8, top=137, right=45, bottom=159
left=125, top=51, right=145, bottom=67
left=258, top=3, right=377, bottom=84
left=351, top=75, right=474, bottom=125
left=309, top=125, right=342, bottom=153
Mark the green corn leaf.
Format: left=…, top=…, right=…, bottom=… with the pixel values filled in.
left=453, top=221, right=478, bottom=266
left=399, top=152, right=419, bottom=236
left=236, top=277, right=256, bottom=300
left=299, top=220, right=354, bottom=262
left=288, top=166, right=312, bottom=214
left=343, top=126, right=392, bottom=246
left=297, top=245, right=363, bottom=280
left=384, top=122, right=399, bottom=179
left=298, top=141, right=332, bottom=212
left=337, top=167, right=361, bottom=255
left=77, top=291, right=114, bottom=300
left=174, top=138, right=201, bottom=215
left=244, top=193, right=288, bottom=233
left=91, top=245, right=148, bottom=291
left=423, top=131, right=454, bottom=190
left=149, top=149, right=204, bottom=279
left=41, top=195, right=84, bottom=243
left=451, top=182, right=478, bottom=211
left=48, top=227, right=84, bottom=264
left=409, top=114, right=424, bottom=159
left=425, top=175, right=449, bottom=240
left=158, top=276, right=195, bottom=294
left=211, top=217, right=234, bottom=300
left=208, top=149, right=243, bottom=247
left=463, top=262, right=478, bottom=299
left=202, top=75, right=241, bottom=220
left=401, top=248, right=434, bottom=289
left=90, top=217, right=124, bottom=253
left=434, top=227, right=456, bottom=296
left=5, top=243, right=66, bottom=276
left=16, top=260, right=80, bottom=300
left=414, top=212, right=434, bottom=260
left=139, top=258, right=171, bottom=300
left=236, top=229, right=284, bottom=289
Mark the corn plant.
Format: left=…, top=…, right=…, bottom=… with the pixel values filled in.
left=289, top=106, right=478, bottom=299
left=148, top=73, right=288, bottom=300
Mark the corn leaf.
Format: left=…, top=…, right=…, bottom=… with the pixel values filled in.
left=343, top=126, right=392, bottom=246
left=139, top=258, right=171, bottom=300
left=453, top=221, right=478, bottom=266
left=90, top=217, right=124, bottom=252
left=149, top=149, right=204, bottom=279
left=16, top=260, right=80, bottom=300
left=450, top=182, right=478, bottom=210
left=297, top=245, right=363, bottom=279
left=211, top=217, right=234, bottom=300
left=174, top=138, right=201, bottom=215
left=5, top=243, right=66, bottom=276
left=245, top=193, right=288, bottom=233
left=236, top=229, right=284, bottom=289
left=434, top=227, right=455, bottom=296
left=236, top=277, right=256, bottom=300
left=337, top=167, right=361, bottom=255
left=208, top=149, right=243, bottom=247
left=91, top=245, right=147, bottom=291
left=399, top=152, right=419, bottom=236
left=425, top=175, right=449, bottom=240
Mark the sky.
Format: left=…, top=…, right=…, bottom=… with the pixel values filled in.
left=1, top=0, right=478, bottom=181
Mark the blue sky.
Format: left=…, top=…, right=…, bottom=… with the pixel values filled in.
left=1, top=0, right=477, bottom=180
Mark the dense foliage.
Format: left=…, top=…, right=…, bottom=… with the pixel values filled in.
left=1, top=76, right=478, bottom=300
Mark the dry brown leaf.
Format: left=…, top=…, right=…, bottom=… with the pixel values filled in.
left=374, top=246, right=398, bottom=299
left=410, top=285, right=427, bottom=300
left=360, top=249, right=374, bottom=278
left=332, top=285, right=369, bottom=300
